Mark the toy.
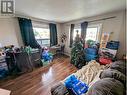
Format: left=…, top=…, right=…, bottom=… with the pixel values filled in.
left=42, top=47, right=53, bottom=62
left=64, top=75, right=89, bottom=95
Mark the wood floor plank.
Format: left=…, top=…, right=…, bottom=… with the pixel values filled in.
left=0, top=56, right=77, bottom=95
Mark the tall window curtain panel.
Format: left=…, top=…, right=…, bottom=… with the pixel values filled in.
left=18, top=18, right=40, bottom=48
left=70, top=24, right=75, bottom=48
left=49, top=23, right=58, bottom=46
left=81, top=22, right=88, bottom=42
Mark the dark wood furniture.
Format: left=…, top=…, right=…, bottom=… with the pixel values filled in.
left=6, top=49, right=42, bottom=74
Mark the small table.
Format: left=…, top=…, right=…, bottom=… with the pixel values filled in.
left=50, top=46, right=61, bottom=55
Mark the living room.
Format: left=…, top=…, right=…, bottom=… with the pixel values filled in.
left=0, top=0, right=126, bottom=95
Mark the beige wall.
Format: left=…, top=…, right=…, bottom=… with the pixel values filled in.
left=0, top=17, right=62, bottom=48
left=0, top=17, right=23, bottom=47
left=126, top=3, right=127, bottom=57
left=61, top=11, right=126, bottom=59
left=57, top=23, right=62, bottom=44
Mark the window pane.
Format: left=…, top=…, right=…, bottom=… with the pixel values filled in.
left=33, top=27, right=50, bottom=46
left=73, top=29, right=81, bottom=40
left=33, top=28, right=50, bottom=39
left=85, top=27, right=98, bottom=41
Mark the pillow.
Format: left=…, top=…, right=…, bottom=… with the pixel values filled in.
left=87, top=78, right=125, bottom=95
left=100, top=69, right=126, bottom=86
left=51, top=83, right=69, bottom=95
left=110, top=61, right=126, bottom=74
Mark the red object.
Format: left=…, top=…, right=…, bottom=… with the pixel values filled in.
left=84, top=43, right=88, bottom=48
left=99, top=57, right=112, bottom=65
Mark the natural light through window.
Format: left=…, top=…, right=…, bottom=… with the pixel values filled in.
left=73, top=27, right=99, bottom=41
left=85, top=27, right=98, bottom=41
left=73, top=29, right=81, bottom=40
left=33, top=27, right=50, bottom=46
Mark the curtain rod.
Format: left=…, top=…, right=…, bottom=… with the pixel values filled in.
left=15, top=14, right=57, bottom=24
left=66, top=16, right=116, bottom=26
left=88, top=16, right=116, bottom=23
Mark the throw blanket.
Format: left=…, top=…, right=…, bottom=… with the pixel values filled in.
left=62, top=60, right=105, bottom=85
left=51, top=60, right=106, bottom=95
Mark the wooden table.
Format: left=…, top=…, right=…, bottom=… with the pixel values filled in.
left=49, top=46, right=61, bottom=55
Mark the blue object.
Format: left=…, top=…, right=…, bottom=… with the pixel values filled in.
left=84, top=48, right=98, bottom=62
left=85, top=54, right=97, bottom=62
left=0, top=68, right=8, bottom=79
left=42, top=51, right=53, bottom=62
left=106, top=41, right=119, bottom=50
left=64, top=75, right=89, bottom=95
left=85, top=48, right=98, bottom=55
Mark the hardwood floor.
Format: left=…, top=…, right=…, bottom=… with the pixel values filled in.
left=0, top=56, right=77, bottom=95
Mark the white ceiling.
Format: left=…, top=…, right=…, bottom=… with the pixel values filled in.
left=15, top=0, right=125, bottom=23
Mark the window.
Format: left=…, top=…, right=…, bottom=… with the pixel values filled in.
left=73, top=26, right=99, bottom=41
left=73, top=28, right=81, bottom=40
left=85, top=27, right=99, bottom=41
left=33, top=27, right=50, bottom=46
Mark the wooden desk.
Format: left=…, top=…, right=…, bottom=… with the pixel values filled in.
left=49, top=46, right=61, bottom=55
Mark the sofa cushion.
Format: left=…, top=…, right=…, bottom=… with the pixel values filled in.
left=100, top=68, right=126, bottom=86
left=87, top=78, right=125, bottom=95
left=51, top=83, right=69, bottom=95
left=110, top=61, right=126, bottom=74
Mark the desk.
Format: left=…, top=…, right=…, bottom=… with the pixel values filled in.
left=50, top=46, right=61, bottom=55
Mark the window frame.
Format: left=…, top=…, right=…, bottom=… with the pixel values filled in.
left=33, top=27, right=50, bottom=47
left=86, top=25, right=99, bottom=41
left=73, top=28, right=81, bottom=40
left=87, top=24, right=102, bottom=42
left=72, top=24, right=102, bottom=42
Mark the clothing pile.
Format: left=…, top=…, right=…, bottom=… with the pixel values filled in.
left=0, top=68, right=8, bottom=79
left=72, top=60, right=105, bottom=85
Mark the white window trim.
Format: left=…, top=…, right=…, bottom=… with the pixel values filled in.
left=33, top=27, right=50, bottom=47
left=32, top=21, right=49, bottom=29
left=87, top=24, right=102, bottom=42
left=73, top=23, right=102, bottom=42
